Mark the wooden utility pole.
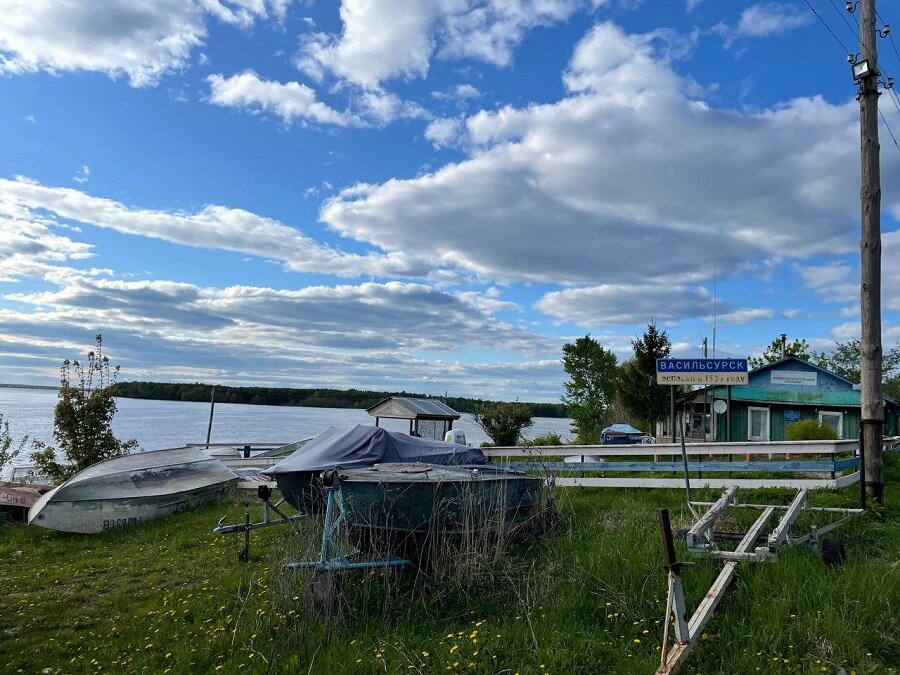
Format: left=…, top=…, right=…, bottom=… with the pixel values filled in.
left=858, top=0, right=884, bottom=502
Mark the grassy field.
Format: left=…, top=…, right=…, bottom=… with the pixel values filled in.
left=2, top=455, right=898, bottom=675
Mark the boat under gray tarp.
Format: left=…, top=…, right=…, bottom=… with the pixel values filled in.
left=266, top=425, right=487, bottom=512
left=601, top=423, right=654, bottom=445
left=28, top=447, right=238, bottom=533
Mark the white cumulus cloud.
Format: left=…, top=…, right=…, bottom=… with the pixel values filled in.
left=320, top=23, right=892, bottom=287
left=0, top=177, right=437, bottom=279
left=207, top=70, right=361, bottom=126
left=295, top=0, right=581, bottom=89
left=0, top=0, right=293, bottom=87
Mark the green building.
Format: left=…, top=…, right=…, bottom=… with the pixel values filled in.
left=681, top=356, right=900, bottom=442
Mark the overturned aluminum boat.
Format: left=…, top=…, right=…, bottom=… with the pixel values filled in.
left=28, top=447, right=238, bottom=533
left=267, top=425, right=487, bottom=513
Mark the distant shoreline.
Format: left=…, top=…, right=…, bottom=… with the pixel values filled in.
left=111, top=381, right=570, bottom=418
left=0, top=381, right=570, bottom=418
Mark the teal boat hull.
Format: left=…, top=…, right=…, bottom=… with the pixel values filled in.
left=336, top=465, right=543, bottom=538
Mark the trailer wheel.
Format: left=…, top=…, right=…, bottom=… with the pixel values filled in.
left=822, top=538, right=847, bottom=567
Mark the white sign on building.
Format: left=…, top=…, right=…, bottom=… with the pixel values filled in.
left=770, top=370, right=817, bottom=386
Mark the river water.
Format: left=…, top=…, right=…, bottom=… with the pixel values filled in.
left=0, top=388, right=573, bottom=479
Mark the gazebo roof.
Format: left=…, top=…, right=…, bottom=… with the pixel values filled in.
left=366, top=396, right=461, bottom=420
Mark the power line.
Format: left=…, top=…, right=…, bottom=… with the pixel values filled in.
left=873, top=8, right=900, bottom=74
left=802, top=0, right=853, bottom=54
left=886, top=84, right=900, bottom=119
left=889, top=32, right=900, bottom=66
left=878, top=107, right=900, bottom=154
left=828, top=0, right=861, bottom=42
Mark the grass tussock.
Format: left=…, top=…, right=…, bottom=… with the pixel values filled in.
left=0, top=456, right=898, bottom=674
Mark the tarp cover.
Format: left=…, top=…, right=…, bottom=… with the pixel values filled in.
left=602, top=424, right=647, bottom=436
left=267, top=425, right=487, bottom=474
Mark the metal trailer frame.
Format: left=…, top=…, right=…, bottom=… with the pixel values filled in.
left=213, top=484, right=309, bottom=561
left=655, top=489, right=863, bottom=675
left=286, top=470, right=411, bottom=573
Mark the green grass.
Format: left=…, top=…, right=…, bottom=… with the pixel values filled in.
left=1, top=455, right=898, bottom=674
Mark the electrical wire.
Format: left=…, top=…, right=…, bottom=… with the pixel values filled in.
left=803, top=0, right=900, bottom=156
left=829, top=0, right=861, bottom=42
left=878, top=107, right=900, bottom=153
left=887, top=85, right=900, bottom=119
left=802, top=0, right=853, bottom=54
left=874, top=8, right=900, bottom=71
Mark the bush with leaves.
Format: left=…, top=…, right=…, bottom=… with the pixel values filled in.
left=473, top=401, right=533, bottom=447
left=31, top=335, right=139, bottom=483
left=0, top=414, right=28, bottom=479
left=523, top=431, right=563, bottom=447
left=786, top=419, right=839, bottom=441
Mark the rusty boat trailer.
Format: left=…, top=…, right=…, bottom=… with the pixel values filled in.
left=654, top=486, right=863, bottom=675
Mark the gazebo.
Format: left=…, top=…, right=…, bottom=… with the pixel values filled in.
left=366, top=396, right=461, bottom=440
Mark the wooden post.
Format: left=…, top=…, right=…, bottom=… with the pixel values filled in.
left=859, top=0, right=884, bottom=502
left=670, top=386, right=676, bottom=443
left=205, top=385, right=216, bottom=446
left=726, top=386, right=732, bottom=442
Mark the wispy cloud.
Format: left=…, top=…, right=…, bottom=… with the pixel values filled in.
left=72, top=165, right=90, bottom=184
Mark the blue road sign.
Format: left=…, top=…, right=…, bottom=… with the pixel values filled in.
left=656, top=358, right=748, bottom=385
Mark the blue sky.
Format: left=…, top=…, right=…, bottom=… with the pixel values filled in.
left=1, top=0, right=899, bottom=401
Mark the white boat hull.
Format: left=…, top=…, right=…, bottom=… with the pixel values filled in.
left=28, top=447, right=238, bottom=534
left=29, top=482, right=234, bottom=533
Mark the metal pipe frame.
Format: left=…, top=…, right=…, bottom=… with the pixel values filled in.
left=286, top=487, right=411, bottom=573
left=689, top=500, right=864, bottom=516
left=213, top=497, right=307, bottom=535
left=685, top=486, right=737, bottom=550
left=658, top=505, right=774, bottom=675
left=767, top=489, right=808, bottom=549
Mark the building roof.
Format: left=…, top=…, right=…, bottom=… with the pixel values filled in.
left=365, top=396, right=461, bottom=420
left=681, top=354, right=898, bottom=408
left=747, top=355, right=859, bottom=387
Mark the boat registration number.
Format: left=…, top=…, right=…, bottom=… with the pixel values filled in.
left=102, top=516, right=144, bottom=529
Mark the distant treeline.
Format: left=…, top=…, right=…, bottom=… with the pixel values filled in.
left=111, top=381, right=569, bottom=418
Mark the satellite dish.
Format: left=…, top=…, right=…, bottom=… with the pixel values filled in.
left=713, top=399, right=727, bottom=414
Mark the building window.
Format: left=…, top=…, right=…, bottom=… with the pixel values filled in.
left=819, top=411, right=843, bottom=439
left=748, top=407, right=770, bottom=441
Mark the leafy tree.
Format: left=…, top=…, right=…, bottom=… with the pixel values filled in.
left=0, top=414, right=28, bottom=478
left=814, top=338, right=900, bottom=384
left=884, top=377, right=900, bottom=400
left=561, top=335, right=618, bottom=444
left=31, top=335, right=139, bottom=483
left=748, top=336, right=812, bottom=370
left=786, top=419, right=838, bottom=441
left=473, top=401, right=533, bottom=446
left=617, top=321, right=672, bottom=433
